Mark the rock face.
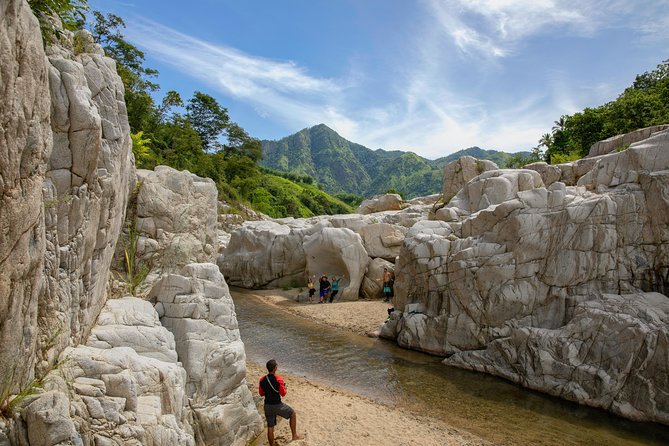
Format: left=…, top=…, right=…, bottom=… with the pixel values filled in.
left=15, top=266, right=263, bottom=446
left=0, top=0, right=132, bottom=394
left=220, top=207, right=428, bottom=300
left=389, top=128, right=669, bottom=424
left=42, top=28, right=134, bottom=374
left=134, top=166, right=218, bottom=270
left=149, top=263, right=263, bottom=446
left=1, top=3, right=258, bottom=444
left=446, top=292, right=669, bottom=424
left=0, top=0, right=52, bottom=390
left=31, top=296, right=197, bottom=446
left=588, top=124, right=669, bottom=157
left=220, top=220, right=307, bottom=289
left=442, top=156, right=498, bottom=202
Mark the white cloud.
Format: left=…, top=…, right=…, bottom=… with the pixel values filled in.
left=423, top=0, right=669, bottom=58
left=125, top=18, right=343, bottom=127
left=119, top=3, right=667, bottom=160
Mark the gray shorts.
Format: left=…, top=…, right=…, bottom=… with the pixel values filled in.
left=264, top=402, right=294, bottom=427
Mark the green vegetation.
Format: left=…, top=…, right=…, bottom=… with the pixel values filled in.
left=1, top=370, right=42, bottom=417
left=28, top=0, right=88, bottom=42
left=542, top=59, right=669, bottom=163
left=261, top=125, right=524, bottom=199
left=81, top=11, right=346, bottom=218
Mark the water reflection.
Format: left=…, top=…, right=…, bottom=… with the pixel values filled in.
left=233, top=289, right=669, bottom=445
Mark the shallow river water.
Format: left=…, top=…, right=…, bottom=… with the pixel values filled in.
left=232, top=289, right=669, bottom=445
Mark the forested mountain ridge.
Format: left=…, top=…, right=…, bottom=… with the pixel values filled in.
left=261, top=124, right=524, bottom=198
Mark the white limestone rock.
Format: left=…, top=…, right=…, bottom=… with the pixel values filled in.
left=0, top=0, right=52, bottom=391
left=447, top=169, right=544, bottom=215
left=523, top=162, right=561, bottom=187
left=41, top=27, right=134, bottom=376
left=134, top=166, right=218, bottom=269
left=219, top=220, right=307, bottom=288
left=392, top=133, right=669, bottom=423
left=26, top=295, right=197, bottom=446
left=357, top=194, right=403, bottom=214
left=442, top=156, right=498, bottom=202
left=149, top=263, right=263, bottom=445
left=303, top=228, right=368, bottom=301
left=445, top=292, right=669, bottom=424
left=588, top=124, right=669, bottom=157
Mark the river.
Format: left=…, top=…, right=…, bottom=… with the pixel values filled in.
left=232, top=289, right=669, bottom=445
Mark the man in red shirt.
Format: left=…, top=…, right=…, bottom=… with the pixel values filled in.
left=258, top=359, right=303, bottom=445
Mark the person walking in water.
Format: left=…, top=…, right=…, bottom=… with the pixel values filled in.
left=258, top=359, right=303, bottom=445
left=329, top=276, right=342, bottom=303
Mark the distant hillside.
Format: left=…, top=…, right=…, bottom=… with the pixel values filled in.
left=261, top=124, right=528, bottom=198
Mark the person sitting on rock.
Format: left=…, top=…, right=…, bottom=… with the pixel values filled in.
left=258, top=359, right=303, bottom=446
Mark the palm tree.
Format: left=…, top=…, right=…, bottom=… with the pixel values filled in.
left=552, top=115, right=567, bottom=134
left=538, top=133, right=552, bottom=149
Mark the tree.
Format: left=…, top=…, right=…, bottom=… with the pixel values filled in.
left=89, top=11, right=159, bottom=132
left=28, top=0, right=88, bottom=41
left=185, top=92, right=230, bottom=151
left=552, top=115, right=567, bottom=134
left=538, top=133, right=552, bottom=149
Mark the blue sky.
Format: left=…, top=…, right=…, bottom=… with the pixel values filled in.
left=90, top=0, right=669, bottom=158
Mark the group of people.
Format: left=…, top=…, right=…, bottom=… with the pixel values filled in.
left=307, top=275, right=342, bottom=303
left=305, top=268, right=395, bottom=303
left=259, top=273, right=396, bottom=444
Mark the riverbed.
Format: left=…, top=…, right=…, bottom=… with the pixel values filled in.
left=233, top=289, right=669, bottom=445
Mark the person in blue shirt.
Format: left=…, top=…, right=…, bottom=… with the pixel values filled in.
left=329, top=276, right=342, bottom=303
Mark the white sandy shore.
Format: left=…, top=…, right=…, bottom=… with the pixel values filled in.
left=239, top=289, right=490, bottom=446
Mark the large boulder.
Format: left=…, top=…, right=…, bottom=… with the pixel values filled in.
left=446, top=292, right=669, bottom=424
left=588, top=124, right=669, bottom=157
left=577, top=128, right=669, bottom=190
left=360, top=258, right=394, bottom=299
left=303, top=228, right=368, bottom=301
left=27, top=296, right=197, bottom=446
left=357, top=193, right=403, bottom=214
left=149, top=263, right=263, bottom=445
left=442, top=156, right=498, bottom=202
left=444, top=169, right=543, bottom=216
left=133, top=166, right=218, bottom=269
left=0, top=0, right=52, bottom=390
left=219, top=220, right=307, bottom=288
left=391, top=132, right=669, bottom=423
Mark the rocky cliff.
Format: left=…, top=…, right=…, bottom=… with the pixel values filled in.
left=226, top=124, right=669, bottom=425
left=384, top=128, right=669, bottom=424
left=0, top=2, right=261, bottom=444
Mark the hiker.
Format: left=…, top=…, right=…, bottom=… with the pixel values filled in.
left=319, top=275, right=331, bottom=303
left=329, top=275, right=342, bottom=303
left=383, top=268, right=393, bottom=302
left=258, top=359, right=303, bottom=446
left=307, top=277, right=316, bottom=303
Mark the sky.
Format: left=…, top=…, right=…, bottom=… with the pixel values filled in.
left=89, top=0, right=669, bottom=159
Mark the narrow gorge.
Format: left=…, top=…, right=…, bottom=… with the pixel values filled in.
left=1, top=0, right=668, bottom=445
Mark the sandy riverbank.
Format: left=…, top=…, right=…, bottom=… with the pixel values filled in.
left=232, top=287, right=391, bottom=336
left=238, top=288, right=490, bottom=446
